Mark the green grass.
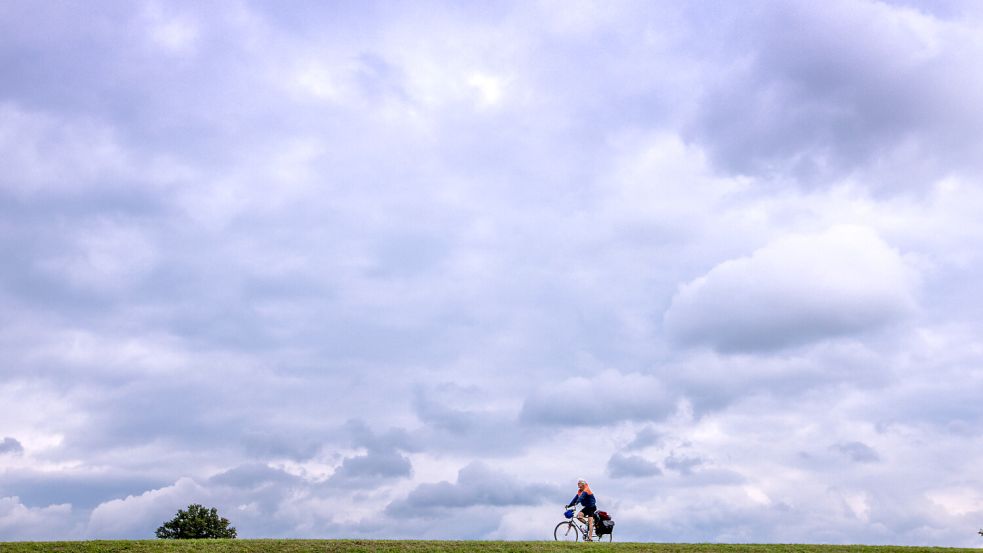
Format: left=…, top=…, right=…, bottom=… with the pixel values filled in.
left=0, top=542, right=979, bottom=553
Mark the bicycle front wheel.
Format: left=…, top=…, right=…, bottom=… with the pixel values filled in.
left=554, top=521, right=579, bottom=541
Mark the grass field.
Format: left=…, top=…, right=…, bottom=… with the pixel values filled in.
left=0, top=541, right=979, bottom=553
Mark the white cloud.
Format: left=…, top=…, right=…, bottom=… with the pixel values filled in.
left=665, top=225, right=918, bottom=352
left=927, top=487, right=983, bottom=517
left=87, top=477, right=207, bottom=539
left=385, top=461, right=558, bottom=518
left=466, top=72, right=506, bottom=108
left=37, top=219, right=158, bottom=294
left=293, top=62, right=345, bottom=102
left=600, top=132, right=748, bottom=226
left=4, top=0, right=983, bottom=545
left=0, top=496, right=78, bottom=541
left=0, top=104, right=130, bottom=194
left=143, top=3, right=200, bottom=54
left=521, top=369, right=678, bottom=426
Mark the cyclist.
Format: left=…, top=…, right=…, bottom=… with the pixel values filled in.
left=565, top=478, right=597, bottom=541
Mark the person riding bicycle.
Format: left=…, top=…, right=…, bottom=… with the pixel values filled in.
left=566, top=478, right=597, bottom=541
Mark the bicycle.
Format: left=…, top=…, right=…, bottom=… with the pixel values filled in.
left=553, top=508, right=613, bottom=542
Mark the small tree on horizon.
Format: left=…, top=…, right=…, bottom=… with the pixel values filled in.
left=156, top=503, right=237, bottom=539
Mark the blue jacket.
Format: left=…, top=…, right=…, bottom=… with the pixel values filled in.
left=568, top=491, right=596, bottom=509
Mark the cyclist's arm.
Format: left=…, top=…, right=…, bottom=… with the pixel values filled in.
left=566, top=493, right=580, bottom=508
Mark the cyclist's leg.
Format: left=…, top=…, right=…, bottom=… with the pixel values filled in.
left=582, top=506, right=597, bottom=540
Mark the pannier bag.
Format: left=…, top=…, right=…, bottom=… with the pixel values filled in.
left=597, top=511, right=611, bottom=521
left=597, top=519, right=615, bottom=535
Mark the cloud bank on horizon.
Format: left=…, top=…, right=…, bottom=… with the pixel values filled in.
left=2, top=0, right=983, bottom=544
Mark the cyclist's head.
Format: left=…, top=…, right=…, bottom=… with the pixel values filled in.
left=577, top=478, right=587, bottom=487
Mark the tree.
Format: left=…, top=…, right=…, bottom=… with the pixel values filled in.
left=155, top=503, right=237, bottom=539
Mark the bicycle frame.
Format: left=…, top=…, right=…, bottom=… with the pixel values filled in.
left=555, top=512, right=609, bottom=542
left=570, top=516, right=591, bottom=539
left=554, top=516, right=588, bottom=541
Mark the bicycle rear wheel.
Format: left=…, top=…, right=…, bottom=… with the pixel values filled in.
left=595, top=531, right=613, bottom=542
left=554, top=521, right=579, bottom=541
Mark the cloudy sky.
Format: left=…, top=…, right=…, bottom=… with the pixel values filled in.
left=2, top=0, right=983, bottom=545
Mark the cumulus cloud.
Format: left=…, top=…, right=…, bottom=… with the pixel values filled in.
left=328, top=449, right=413, bottom=487
left=0, top=496, right=77, bottom=541
left=321, top=420, right=417, bottom=488
left=4, top=0, right=983, bottom=545
left=665, top=225, right=917, bottom=352
left=385, top=462, right=558, bottom=518
left=87, top=477, right=207, bottom=539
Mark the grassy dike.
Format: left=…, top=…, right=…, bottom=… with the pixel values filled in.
left=0, top=542, right=979, bottom=553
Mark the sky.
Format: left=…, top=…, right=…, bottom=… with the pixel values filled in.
left=1, top=0, right=983, bottom=545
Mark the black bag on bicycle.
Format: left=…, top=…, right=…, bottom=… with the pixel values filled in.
left=597, top=519, right=615, bottom=535
left=594, top=511, right=614, bottom=535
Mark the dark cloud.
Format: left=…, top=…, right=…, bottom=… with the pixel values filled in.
left=625, top=427, right=664, bottom=451
left=686, top=1, right=983, bottom=189
left=831, top=441, right=880, bottom=463
left=345, top=419, right=420, bottom=454
left=0, top=436, right=23, bottom=455
left=328, top=449, right=412, bottom=487
left=320, top=420, right=419, bottom=488
left=607, top=453, right=662, bottom=478
left=385, top=462, right=559, bottom=518
left=663, top=452, right=705, bottom=476
left=0, top=469, right=165, bottom=510
left=239, top=430, right=324, bottom=461
left=208, top=463, right=302, bottom=489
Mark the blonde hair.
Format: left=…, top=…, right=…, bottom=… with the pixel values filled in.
left=577, top=479, right=593, bottom=494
